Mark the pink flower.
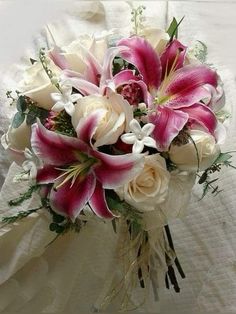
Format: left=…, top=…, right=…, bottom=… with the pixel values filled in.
left=31, top=113, right=144, bottom=221
left=117, top=36, right=219, bottom=151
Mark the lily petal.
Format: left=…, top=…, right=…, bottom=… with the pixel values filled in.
left=112, top=70, right=151, bottom=105
left=150, top=106, right=188, bottom=151
left=36, top=165, right=61, bottom=184
left=75, top=109, right=106, bottom=144
left=100, top=46, right=126, bottom=86
left=65, top=77, right=100, bottom=95
left=160, top=39, right=187, bottom=79
left=93, top=151, right=144, bottom=189
left=89, top=181, right=114, bottom=218
left=50, top=173, right=96, bottom=221
left=49, top=46, right=69, bottom=70
left=162, top=65, right=217, bottom=108
left=180, top=103, right=217, bottom=134
left=31, top=121, right=90, bottom=166
left=118, top=36, right=162, bottom=94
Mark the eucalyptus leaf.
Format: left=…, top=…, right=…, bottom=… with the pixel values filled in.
left=16, top=96, right=27, bottom=113
left=12, top=112, right=25, bottom=128
left=26, top=112, right=37, bottom=125
left=214, top=152, right=232, bottom=164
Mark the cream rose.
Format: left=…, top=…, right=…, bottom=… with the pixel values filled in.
left=116, top=154, right=170, bottom=212
left=169, top=130, right=220, bottom=171
left=140, top=27, right=169, bottom=54
left=2, top=120, right=31, bottom=151
left=18, top=61, right=59, bottom=110
left=71, top=92, right=133, bottom=147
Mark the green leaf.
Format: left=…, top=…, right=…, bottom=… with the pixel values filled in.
left=52, top=213, right=65, bottom=224
left=214, top=152, right=232, bottom=164
left=198, top=171, right=208, bottom=184
left=112, top=219, right=117, bottom=233
left=167, top=16, right=185, bottom=41
left=16, top=96, right=27, bottom=113
left=26, top=111, right=37, bottom=125
left=167, top=17, right=178, bottom=38
left=12, top=112, right=25, bottom=128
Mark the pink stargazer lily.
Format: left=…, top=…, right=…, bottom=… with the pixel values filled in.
left=31, top=113, right=144, bottom=221
left=49, top=44, right=150, bottom=104
left=117, top=36, right=219, bottom=151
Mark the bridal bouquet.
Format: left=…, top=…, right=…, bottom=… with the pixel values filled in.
left=1, top=6, right=233, bottom=311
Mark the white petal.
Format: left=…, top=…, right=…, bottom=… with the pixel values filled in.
left=70, top=93, right=82, bottom=103
left=129, top=119, right=142, bottom=135
left=64, top=102, right=75, bottom=116
left=143, top=136, right=157, bottom=149
left=133, top=140, right=144, bottom=153
left=121, top=133, right=136, bottom=144
left=51, top=93, right=62, bottom=102
left=142, top=123, right=155, bottom=136
left=52, top=101, right=65, bottom=112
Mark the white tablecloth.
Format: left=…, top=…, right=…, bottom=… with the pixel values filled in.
left=0, top=1, right=236, bottom=313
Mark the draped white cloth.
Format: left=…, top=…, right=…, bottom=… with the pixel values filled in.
left=0, top=2, right=236, bottom=313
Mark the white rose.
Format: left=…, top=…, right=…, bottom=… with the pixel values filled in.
left=116, top=154, right=170, bottom=212
left=1, top=119, right=31, bottom=164
left=2, top=120, right=31, bottom=151
left=19, top=61, right=59, bottom=110
left=71, top=92, right=133, bottom=147
left=140, top=27, right=169, bottom=54
left=169, top=130, right=220, bottom=171
left=142, top=170, right=196, bottom=230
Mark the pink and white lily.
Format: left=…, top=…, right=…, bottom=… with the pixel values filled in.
left=117, top=36, right=219, bottom=151
left=49, top=44, right=149, bottom=105
left=31, top=113, right=144, bottom=221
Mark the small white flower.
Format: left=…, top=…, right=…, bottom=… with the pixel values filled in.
left=14, top=148, right=42, bottom=182
left=51, top=82, right=82, bottom=116
left=121, top=119, right=157, bottom=153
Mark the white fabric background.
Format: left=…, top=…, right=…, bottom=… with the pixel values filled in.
left=0, top=1, right=236, bottom=313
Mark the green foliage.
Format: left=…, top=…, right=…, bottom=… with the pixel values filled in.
left=8, top=185, right=40, bottom=207
left=12, top=112, right=25, bottom=128
left=198, top=152, right=236, bottom=199
left=2, top=206, right=42, bottom=224
left=192, top=40, right=208, bottom=63
left=10, top=94, right=49, bottom=129
left=167, top=16, right=185, bottom=41
left=106, top=190, right=143, bottom=235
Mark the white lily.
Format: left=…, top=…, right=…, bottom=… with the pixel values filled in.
left=51, top=82, right=82, bottom=116
left=121, top=119, right=157, bottom=153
